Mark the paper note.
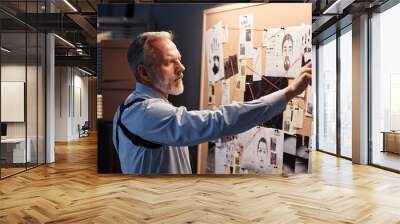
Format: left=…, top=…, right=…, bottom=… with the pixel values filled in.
left=305, top=85, right=313, bottom=117
left=240, top=60, right=247, bottom=76
left=239, top=14, right=254, bottom=59
left=222, top=79, right=231, bottom=105
left=206, top=21, right=225, bottom=83
left=292, top=106, right=304, bottom=128
left=252, top=47, right=262, bottom=81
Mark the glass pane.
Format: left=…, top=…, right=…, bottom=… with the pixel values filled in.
left=27, top=31, right=38, bottom=169
left=36, top=0, right=46, bottom=165
left=371, top=4, right=400, bottom=171
left=317, top=36, right=337, bottom=154
left=339, top=28, right=352, bottom=158
left=0, top=1, right=46, bottom=178
left=38, top=32, right=45, bottom=165
left=1, top=31, right=27, bottom=177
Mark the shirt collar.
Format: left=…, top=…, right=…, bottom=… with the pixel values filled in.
left=135, top=82, right=168, bottom=100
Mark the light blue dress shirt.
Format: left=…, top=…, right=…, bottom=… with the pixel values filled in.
left=113, top=82, right=288, bottom=174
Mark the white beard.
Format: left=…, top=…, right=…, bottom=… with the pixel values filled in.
left=154, top=75, right=184, bottom=96
left=168, top=78, right=184, bottom=95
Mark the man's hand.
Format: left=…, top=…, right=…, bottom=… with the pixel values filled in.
left=283, top=62, right=312, bottom=101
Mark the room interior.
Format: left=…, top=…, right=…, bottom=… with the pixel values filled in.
left=0, top=0, right=400, bottom=222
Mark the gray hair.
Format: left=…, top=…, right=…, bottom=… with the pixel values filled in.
left=127, top=31, right=173, bottom=83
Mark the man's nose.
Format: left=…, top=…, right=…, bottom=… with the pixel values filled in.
left=177, top=60, right=185, bottom=72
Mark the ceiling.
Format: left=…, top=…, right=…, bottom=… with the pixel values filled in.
left=0, top=0, right=99, bottom=73
left=311, top=0, right=391, bottom=43
left=0, top=0, right=396, bottom=74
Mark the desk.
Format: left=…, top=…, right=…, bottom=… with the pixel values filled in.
left=381, top=131, right=400, bottom=154
left=1, top=138, right=31, bottom=163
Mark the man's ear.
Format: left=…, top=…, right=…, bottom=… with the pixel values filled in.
left=137, top=64, right=151, bottom=83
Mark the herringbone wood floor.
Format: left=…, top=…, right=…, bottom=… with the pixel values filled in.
left=1, top=134, right=400, bottom=224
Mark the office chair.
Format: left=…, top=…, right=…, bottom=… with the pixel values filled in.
left=79, top=121, right=90, bottom=138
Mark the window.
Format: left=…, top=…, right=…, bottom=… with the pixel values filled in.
left=0, top=1, right=47, bottom=179
left=317, top=35, right=337, bottom=154
left=370, top=3, right=400, bottom=171
left=339, top=26, right=352, bottom=158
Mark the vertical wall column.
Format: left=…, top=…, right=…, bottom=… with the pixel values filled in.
left=352, top=14, right=369, bottom=164
left=54, top=67, right=70, bottom=141
left=46, top=34, right=55, bottom=163
left=312, top=45, right=317, bottom=150
left=45, top=1, right=55, bottom=163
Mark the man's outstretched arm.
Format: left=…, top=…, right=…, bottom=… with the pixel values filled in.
left=125, top=63, right=312, bottom=146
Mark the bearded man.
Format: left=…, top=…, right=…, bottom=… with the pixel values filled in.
left=113, top=31, right=311, bottom=174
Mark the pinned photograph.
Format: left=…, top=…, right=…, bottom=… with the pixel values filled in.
left=282, top=101, right=296, bottom=135
left=301, top=24, right=312, bottom=66
left=206, top=21, right=225, bottom=82
left=224, top=57, right=234, bottom=78
left=224, top=54, right=239, bottom=79
left=207, top=142, right=216, bottom=173
left=246, top=29, right=251, bottom=42
left=236, top=127, right=284, bottom=174
left=212, top=136, right=242, bottom=174
left=239, top=14, right=254, bottom=59
left=265, top=25, right=312, bottom=78
left=208, top=82, right=216, bottom=105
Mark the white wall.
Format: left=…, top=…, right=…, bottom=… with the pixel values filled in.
left=1, top=65, right=37, bottom=137
left=1, top=65, right=26, bottom=81
left=55, top=67, right=89, bottom=141
left=55, top=66, right=69, bottom=141
left=1, top=63, right=46, bottom=164
left=1, top=65, right=26, bottom=139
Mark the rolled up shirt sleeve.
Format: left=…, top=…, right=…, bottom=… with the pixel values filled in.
left=124, top=90, right=288, bottom=146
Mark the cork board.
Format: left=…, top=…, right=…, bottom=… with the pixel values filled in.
left=197, top=3, right=312, bottom=174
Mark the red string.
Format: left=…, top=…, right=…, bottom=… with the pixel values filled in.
left=244, top=82, right=269, bottom=128
left=246, top=65, right=281, bottom=90
left=261, top=76, right=281, bottom=90
left=246, top=82, right=255, bottom=100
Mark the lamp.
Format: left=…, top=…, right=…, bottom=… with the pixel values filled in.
left=1, top=47, right=11, bottom=53
left=78, top=67, right=93, bottom=76
left=322, top=0, right=355, bottom=15
left=63, top=0, right=78, bottom=12
left=54, top=34, right=75, bottom=48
